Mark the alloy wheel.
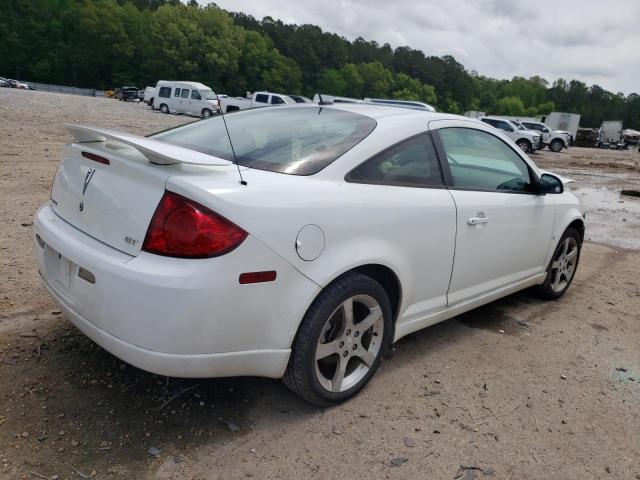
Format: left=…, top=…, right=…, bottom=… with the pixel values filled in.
left=314, top=294, right=384, bottom=393
left=550, top=237, right=578, bottom=293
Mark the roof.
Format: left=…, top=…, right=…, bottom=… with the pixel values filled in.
left=325, top=102, right=462, bottom=122
left=156, top=81, right=210, bottom=89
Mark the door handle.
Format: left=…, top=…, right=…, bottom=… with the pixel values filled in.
left=467, top=216, right=489, bottom=225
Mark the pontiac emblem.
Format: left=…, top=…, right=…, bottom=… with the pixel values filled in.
left=83, top=168, right=96, bottom=195
left=79, top=201, right=84, bottom=212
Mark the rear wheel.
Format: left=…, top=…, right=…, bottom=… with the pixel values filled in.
left=550, top=139, right=564, bottom=152
left=283, top=272, right=392, bottom=406
left=202, top=108, right=212, bottom=118
left=535, top=228, right=581, bottom=300
left=160, top=103, right=169, bottom=114
left=516, top=139, right=532, bottom=153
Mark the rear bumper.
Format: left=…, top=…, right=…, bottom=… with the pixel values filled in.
left=34, top=203, right=320, bottom=378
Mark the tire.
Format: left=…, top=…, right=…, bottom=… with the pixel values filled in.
left=160, top=103, right=169, bottom=114
left=535, top=228, right=581, bottom=300
left=149, top=97, right=154, bottom=109
left=202, top=108, right=212, bottom=118
left=283, top=272, right=393, bottom=406
left=550, top=139, right=564, bottom=152
left=516, top=139, right=532, bottom=153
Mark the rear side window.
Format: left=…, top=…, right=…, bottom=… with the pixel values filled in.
left=152, top=106, right=377, bottom=176
left=437, top=128, right=532, bottom=193
left=174, top=88, right=181, bottom=97
left=271, top=96, right=285, bottom=105
left=159, top=87, right=171, bottom=98
left=255, top=93, right=269, bottom=103
left=181, top=89, right=189, bottom=98
left=347, top=135, right=443, bottom=187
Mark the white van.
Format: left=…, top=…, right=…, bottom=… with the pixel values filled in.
left=154, top=81, right=220, bottom=118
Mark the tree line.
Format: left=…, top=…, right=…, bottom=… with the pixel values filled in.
left=1, top=0, right=638, bottom=128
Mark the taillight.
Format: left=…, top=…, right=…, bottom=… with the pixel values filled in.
left=142, top=191, right=247, bottom=258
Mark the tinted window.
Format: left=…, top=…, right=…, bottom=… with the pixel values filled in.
left=174, top=88, right=181, bottom=97
left=159, top=87, right=171, bottom=98
left=348, top=135, right=442, bottom=187
left=181, top=89, right=189, bottom=98
left=255, top=93, right=269, bottom=103
left=271, top=95, right=285, bottom=105
left=191, top=90, right=201, bottom=100
left=152, top=106, right=377, bottom=176
left=438, top=128, right=532, bottom=193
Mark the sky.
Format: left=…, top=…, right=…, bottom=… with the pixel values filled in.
left=212, top=0, right=640, bottom=95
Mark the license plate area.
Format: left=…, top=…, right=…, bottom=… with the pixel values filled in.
left=43, top=244, right=77, bottom=303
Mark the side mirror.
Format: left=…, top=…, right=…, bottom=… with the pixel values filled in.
left=538, top=173, right=564, bottom=194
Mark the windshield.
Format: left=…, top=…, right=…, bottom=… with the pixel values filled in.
left=200, top=89, right=217, bottom=100
left=152, top=106, right=377, bottom=175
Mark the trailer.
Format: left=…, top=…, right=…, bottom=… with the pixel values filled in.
left=598, top=120, right=625, bottom=149
left=539, top=112, right=581, bottom=144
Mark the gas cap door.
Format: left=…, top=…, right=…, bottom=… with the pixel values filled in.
left=295, top=224, right=325, bottom=261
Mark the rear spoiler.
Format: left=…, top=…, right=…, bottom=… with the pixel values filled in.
left=65, top=124, right=232, bottom=166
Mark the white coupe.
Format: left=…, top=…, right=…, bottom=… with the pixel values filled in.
left=34, top=104, right=584, bottom=405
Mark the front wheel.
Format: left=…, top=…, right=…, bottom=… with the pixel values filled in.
left=549, top=139, right=564, bottom=152
left=283, top=272, right=392, bottom=406
left=202, top=108, right=212, bottom=118
left=516, top=139, right=532, bottom=153
left=535, top=228, right=581, bottom=300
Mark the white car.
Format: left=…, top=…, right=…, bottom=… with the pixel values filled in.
left=34, top=104, right=584, bottom=405
left=220, top=91, right=298, bottom=113
left=519, top=120, right=570, bottom=152
left=480, top=117, right=542, bottom=153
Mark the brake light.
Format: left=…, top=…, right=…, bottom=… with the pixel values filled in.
left=142, top=191, right=247, bottom=258
left=82, top=151, right=110, bottom=165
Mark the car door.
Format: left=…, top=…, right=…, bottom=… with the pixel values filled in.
left=178, top=88, right=190, bottom=114
left=345, top=133, right=457, bottom=323
left=430, top=121, right=555, bottom=305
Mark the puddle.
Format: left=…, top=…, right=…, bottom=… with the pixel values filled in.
left=553, top=167, right=640, bottom=251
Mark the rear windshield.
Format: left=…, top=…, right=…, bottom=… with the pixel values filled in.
left=152, top=106, right=376, bottom=175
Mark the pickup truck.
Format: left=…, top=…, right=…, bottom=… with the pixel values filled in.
left=518, top=121, right=570, bottom=152
left=479, top=117, right=542, bottom=153
left=220, top=91, right=298, bottom=113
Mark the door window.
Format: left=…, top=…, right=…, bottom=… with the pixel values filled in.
left=271, top=95, right=285, bottom=105
left=255, top=93, right=269, bottom=103
left=347, top=134, right=443, bottom=187
left=159, top=87, right=171, bottom=98
left=438, top=128, right=532, bottom=193
left=181, top=89, right=190, bottom=98
left=191, top=90, right=202, bottom=100
left=174, top=88, right=181, bottom=97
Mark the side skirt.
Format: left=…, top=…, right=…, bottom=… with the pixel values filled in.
left=393, top=273, right=546, bottom=342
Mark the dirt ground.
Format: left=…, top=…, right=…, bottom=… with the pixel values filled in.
left=1, top=89, right=639, bottom=480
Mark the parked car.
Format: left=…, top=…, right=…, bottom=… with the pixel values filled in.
left=143, top=86, right=155, bottom=107
left=6, top=79, right=29, bottom=89
left=0, top=77, right=10, bottom=88
left=154, top=81, right=220, bottom=117
left=480, top=117, right=541, bottom=153
left=116, top=86, right=139, bottom=102
left=288, top=94, right=313, bottom=104
left=34, top=105, right=584, bottom=405
left=364, top=98, right=436, bottom=112
left=519, top=120, right=570, bottom=152
left=220, top=91, right=297, bottom=113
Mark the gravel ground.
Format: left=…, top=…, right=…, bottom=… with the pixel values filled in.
left=1, top=89, right=639, bottom=480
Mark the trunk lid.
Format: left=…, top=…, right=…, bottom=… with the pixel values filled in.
left=51, top=125, right=237, bottom=256
left=51, top=142, right=172, bottom=256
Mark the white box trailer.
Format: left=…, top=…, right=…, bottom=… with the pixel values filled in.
left=539, top=112, right=581, bottom=143
left=599, top=120, right=623, bottom=145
